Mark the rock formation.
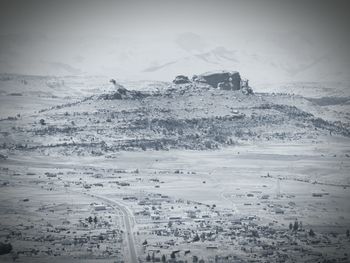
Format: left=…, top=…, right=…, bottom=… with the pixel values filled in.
left=173, top=75, right=191, bottom=84
left=193, top=70, right=241, bottom=90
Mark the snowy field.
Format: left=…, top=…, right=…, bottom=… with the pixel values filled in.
left=0, top=74, right=350, bottom=262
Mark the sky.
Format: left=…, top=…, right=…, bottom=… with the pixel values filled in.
left=1, top=0, right=349, bottom=38
left=0, top=0, right=349, bottom=81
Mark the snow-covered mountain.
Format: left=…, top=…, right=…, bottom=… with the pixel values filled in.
left=0, top=32, right=349, bottom=85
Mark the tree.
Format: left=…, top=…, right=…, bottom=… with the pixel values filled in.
left=293, top=221, right=299, bottom=232
left=289, top=223, right=293, bottom=230
left=346, top=229, right=350, bottom=238
left=88, top=216, right=93, bottom=224
left=93, top=216, right=98, bottom=224
left=170, top=252, right=176, bottom=259
left=174, top=228, right=179, bottom=237
left=39, top=119, right=46, bottom=125
left=193, top=234, right=200, bottom=242
left=0, top=243, right=12, bottom=255
left=161, top=254, right=166, bottom=262
left=146, top=254, right=151, bottom=261
left=193, top=255, right=198, bottom=262
left=309, top=229, right=315, bottom=237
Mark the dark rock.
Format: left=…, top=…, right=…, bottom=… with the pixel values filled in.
left=217, top=82, right=231, bottom=90
left=101, top=87, right=148, bottom=100
left=241, top=85, right=253, bottom=95
left=173, top=75, right=191, bottom=84
left=193, top=70, right=241, bottom=90
left=117, top=86, right=128, bottom=95
left=241, top=79, right=253, bottom=95
left=110, top=92, right=122, bottom=100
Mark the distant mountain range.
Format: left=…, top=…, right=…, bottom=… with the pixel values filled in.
left=0, top=32, right=349, bottom=85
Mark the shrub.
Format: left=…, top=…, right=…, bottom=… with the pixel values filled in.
left=0, top=243, right=12, bottom=255
left=293, top=221, right=299, bottom=231
left=309, top=229, right=315, bottom=237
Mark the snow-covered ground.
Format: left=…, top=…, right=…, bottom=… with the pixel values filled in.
left=0, top=74, right=349, bottom=262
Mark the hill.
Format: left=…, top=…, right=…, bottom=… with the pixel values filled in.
left=0, top=75, right=349, bottom=156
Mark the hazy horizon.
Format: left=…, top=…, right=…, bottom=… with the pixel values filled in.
left=0, top=0, right=349, bottom=84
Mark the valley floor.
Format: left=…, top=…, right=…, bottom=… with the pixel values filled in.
left=1, top=75, right=350, bottom=262
left=1, top=139, right=350, bottom=262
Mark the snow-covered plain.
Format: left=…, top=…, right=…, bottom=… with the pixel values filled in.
left=0, top=74, right=350, bottom=262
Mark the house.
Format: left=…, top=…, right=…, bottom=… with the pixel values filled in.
left=94, top=205, right=106, bottom=211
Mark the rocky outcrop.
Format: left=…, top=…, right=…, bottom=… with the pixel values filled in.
left=241, top=85, right=253, bottom=95
left=193, top=70, right=241, bottom=90
left=173, top=75, right=191, bottom=84
left=240, top=79, right=253, bottom=95
left=100, top=85, right=148, bottom=100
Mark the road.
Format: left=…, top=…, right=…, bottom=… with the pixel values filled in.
left=89, top=194, right=138, bottom=263
left=4, top=156, right=139, bottom=263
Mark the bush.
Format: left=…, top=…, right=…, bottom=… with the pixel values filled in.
left=0, top=242, right=12, bottom=255
left=293, top=221, right=299, bottom=231
left=193, top=234, right=200, bottom=242
left=309, top=229, right=315, bottom=237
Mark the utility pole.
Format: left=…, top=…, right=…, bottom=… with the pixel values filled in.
left=276, top=178, right=281, bottom=198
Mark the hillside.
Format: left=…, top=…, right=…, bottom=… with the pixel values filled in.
left=0, top=75, right=349, bottom=157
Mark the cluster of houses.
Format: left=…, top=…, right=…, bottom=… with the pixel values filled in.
left=120, top=192, right=349, bottom=262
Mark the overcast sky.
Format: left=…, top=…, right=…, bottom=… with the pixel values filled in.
left=0, top=0, right=349, bottom=80
left=1, top=0, right=349, bottom=39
